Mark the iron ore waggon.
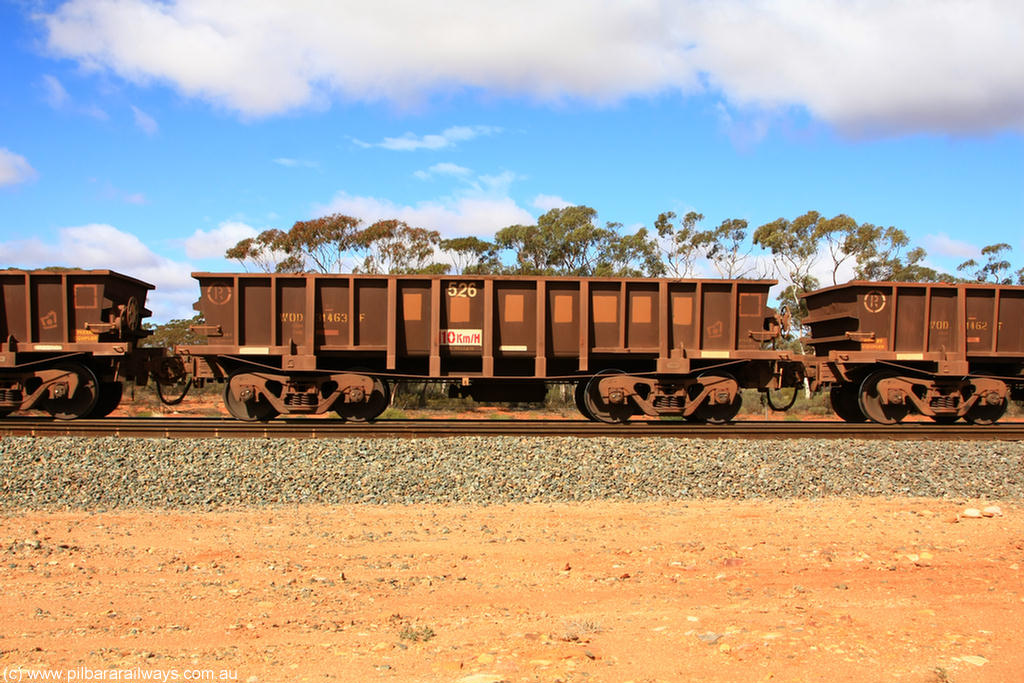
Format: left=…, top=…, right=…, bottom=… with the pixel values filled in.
left=177, top=273, right=802, bottom=422
left=803, top=281, right=1024, bottom=424
left=0, top=269, right=162, bottom=419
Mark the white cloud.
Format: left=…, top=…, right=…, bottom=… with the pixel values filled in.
left=38, top=0, right=1024, bottom=133
left=274, top=157, right=318, bottom=168
left=183, top=221, right=259, bottom=259
left=714, top=102, right=774, bottom=151
left=689, top=1, right=1024, bottom=135
left=532, top=194, right=572, bottom=212
left=92, top=178, right=147, bottom=204
left=354, top=125, right=500, bottom=151
left=0, top=148, right=38, bottom=186
left=41, top=74, right=69, bottom=108
left=414, top=162, right=472, bottom=180
left=317, top=193, right=534, bottom=238
left=0, top=224, right=197, bottom=321
left=923, top=233, right=980, bottom=261
left=81, top=104, right=109, bottom=121
left=131, top=105, right=158, bottom=135
left=39, top=74, right=109, bottom=120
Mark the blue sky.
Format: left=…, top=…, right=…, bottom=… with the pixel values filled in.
left=1, top=0, right=1022, bottom=320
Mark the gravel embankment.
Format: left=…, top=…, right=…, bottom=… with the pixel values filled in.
left=1, top=436, right=1023, bottom=509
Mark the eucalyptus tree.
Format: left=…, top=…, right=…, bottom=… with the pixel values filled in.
left=440, top=236, right=502, bottom=275
left=957, top=243, right=1017, bottom=283
left=653, top=210, right=707, bottom=277
left=495, top=205, right=658, bottom=276
left=701, top=218, right=756, bottom=279
left=355, top=219, right=449, bottom=274
left=224, top=229, right=300, bottom=273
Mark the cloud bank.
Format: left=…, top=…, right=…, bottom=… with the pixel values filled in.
left=1, top=224, right=198, bottom=320
left=183, top=221, right=259, bottom=260
left=40, top=0, right=1024, bottom=134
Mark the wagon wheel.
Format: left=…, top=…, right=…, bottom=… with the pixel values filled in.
left=38, top=362, right=99, bottom=420
left=858, top=371, right=909, bottom=425
left=583, top=369, right=634, bottom=424
left=335, top=374, right=390, bottom=422
left=87, top=382, right=124, bottom=418
left=964, top=399, right=1007, bottom=425
left=828, top=384, right=866, bottom=423
left=224, top=373, right=279, bottom=422
left=574, top=380, right=595, bottom=421
left=693, top=373, right=741, bottom=424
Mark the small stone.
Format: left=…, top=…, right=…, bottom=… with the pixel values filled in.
left=697, top=632, right=724, bottom=644
left=963, top=508, right=983, bottom=519
left=982, top=505, right=1003, bottom=517
left=476, top=653, right=495, bottom=664
left=456, top=675, right=508, bottom=683
left=959, top=655, right=988, bottom=666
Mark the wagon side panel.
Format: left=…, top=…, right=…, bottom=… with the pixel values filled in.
left=996, top=289, right=1024, bottom=354
left=1, top=272, right=29, bottom=344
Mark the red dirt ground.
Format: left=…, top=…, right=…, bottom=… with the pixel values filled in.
left=2, top=499, right=1022, bottom=683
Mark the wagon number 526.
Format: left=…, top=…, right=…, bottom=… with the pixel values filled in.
left=446, top=282, right=478, bottom=298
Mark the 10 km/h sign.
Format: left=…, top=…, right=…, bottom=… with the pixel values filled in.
left=440, top=329, right=482, bottom=346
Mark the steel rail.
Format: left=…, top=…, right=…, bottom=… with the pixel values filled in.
left=1, top=417, right=1023, bottom=440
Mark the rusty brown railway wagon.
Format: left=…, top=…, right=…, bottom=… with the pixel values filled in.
left=0, top=269, right=159, bottom=419
left=802, top=281, right=1024, bottom=424
left=178, top=272, right=801, bottom=423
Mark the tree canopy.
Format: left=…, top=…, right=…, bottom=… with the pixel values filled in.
left=957, top=243, right=1024, bottom=284
left=221, top=206, right=1003, bottom=295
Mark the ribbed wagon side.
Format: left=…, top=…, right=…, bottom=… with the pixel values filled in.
left=0, top=269, right=158, bottom=418
left=802, top=281, right=1024, bottom=424
left=178, top=273, right=801, bottom=422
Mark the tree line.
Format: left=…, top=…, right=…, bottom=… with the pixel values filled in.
left=226, top=206, right=1022, bottom=321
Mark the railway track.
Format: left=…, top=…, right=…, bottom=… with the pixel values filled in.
left=1, top=417, right=1023, bottom=440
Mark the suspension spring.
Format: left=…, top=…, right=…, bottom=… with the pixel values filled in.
left=285, top=392, right=318, bottom=407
